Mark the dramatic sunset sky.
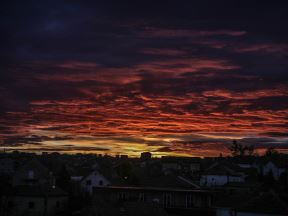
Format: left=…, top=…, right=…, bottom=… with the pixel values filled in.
left=1, top=2, right=288, bottom=157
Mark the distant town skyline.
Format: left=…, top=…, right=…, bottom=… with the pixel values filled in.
left=1, top=2, right=288, bottom=157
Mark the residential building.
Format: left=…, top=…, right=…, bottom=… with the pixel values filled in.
left=200, top=162, right=246, bottom=187
left=3, top=184, right=68, bottom=216
left=80, top=170, right=110, bottom=194
left=12, top=159, right=50, bottom=186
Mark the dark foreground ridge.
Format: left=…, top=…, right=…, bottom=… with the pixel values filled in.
left=0, top=151, right=288, bottom=216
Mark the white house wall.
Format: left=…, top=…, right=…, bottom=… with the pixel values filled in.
left=80, top=172, right=110, bottom=194
left=200, top=175, right=244, bottom=187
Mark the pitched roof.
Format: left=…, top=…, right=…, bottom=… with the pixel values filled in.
left=69, top=166, right=92, bottom=177
left=254, top=156, right=288, bottom=169
left=133, top=166, right=197, bottom=188
left=203, top=161, right=244, bottom=176
left=229, top=156, right=256, bottom=165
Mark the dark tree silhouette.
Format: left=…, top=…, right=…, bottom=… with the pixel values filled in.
left=246, top=145, right=255, bottom=156
left=229, top=140, right=241, bottom=156
left=228, top=140, right=255, bottom=156
left=265, top=147, right=279, bottom=157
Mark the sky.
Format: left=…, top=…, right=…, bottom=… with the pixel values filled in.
left=0, top=1, right=288, bottom=157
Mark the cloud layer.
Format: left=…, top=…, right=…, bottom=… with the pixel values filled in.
left=0, top=2, right=287, bottom=156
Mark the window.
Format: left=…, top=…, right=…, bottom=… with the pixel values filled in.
left=86, top=180, right=91, bottom=185
left=139, top=193, right=146, bottom=202
left=28, top=201, right=35, bottom=209
left=28, top=170, right=34, bottom=179
left=56, top=201, right=60, bottom=208
left=99, top=180, right=103, bottom=186
left=186, top=194, right=194, bottom=208
left=163, top=193, right=172, bottom=208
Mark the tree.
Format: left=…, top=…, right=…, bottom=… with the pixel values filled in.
left=246, top=145, right=255, bottom=156
left=229, top=140, right=241, bottom=156
left=265, top=147, right=279, bottom=157
left=228, top=140, right=255, bottom=156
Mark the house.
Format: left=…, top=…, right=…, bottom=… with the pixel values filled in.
left=133, top=163, right=200, bottom=189
left=200, top=162, right=246, bottom=187
left=253, top=158, right=288, bottom=180
left=161, top=157, right=201, bottom=174
left=181, top=157, right=201, bottom=173
left=262, top=161, right=286, bottom=180
left=3, top=184, right=68, bottom=216
left=161, top=157, right=181, bottom=171
left=3, top=159, right=69, bottom=216
left=69, top=166, right=91, bottom=182
left=69, top=161, right=125, bottom=195
left=80, top=170, right=111, bottom=195
left=12, top=159, right=51, bottom=186
left=223, top=180, right=261, bottom=193
left=231, top=157, right=255, bottom=169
